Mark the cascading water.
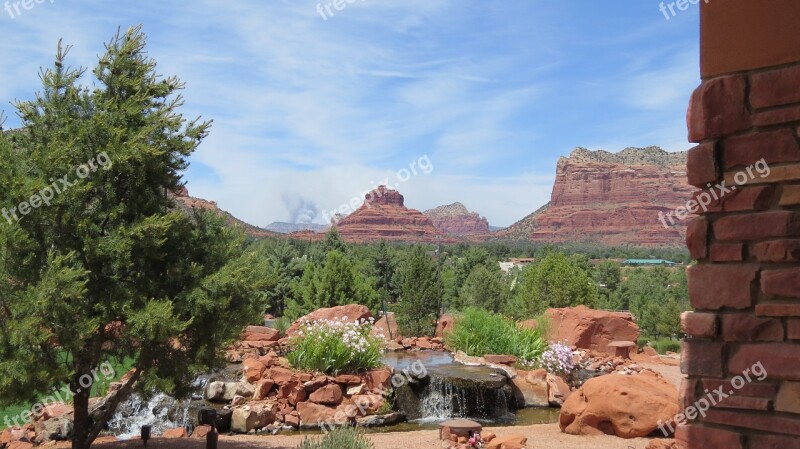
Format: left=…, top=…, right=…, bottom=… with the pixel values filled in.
left=107, top=375, right=212, bottom=439
left=384, top=352, right=514, bottom=423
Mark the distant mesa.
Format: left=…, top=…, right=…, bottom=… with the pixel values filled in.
left=497, top=146, right=694, bottom=247
left=331, top=185, right=452, bottom=244
left=424, top=202, right=490, bottom=237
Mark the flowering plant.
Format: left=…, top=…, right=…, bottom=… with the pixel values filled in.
left=288, top=316, right=383, bottom=375
left=535, top=341, right=575, bottom=377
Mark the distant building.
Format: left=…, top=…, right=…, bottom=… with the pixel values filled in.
left=621, top=259, right=679, bottom=267
left=499, top=258, right=535, bottom=273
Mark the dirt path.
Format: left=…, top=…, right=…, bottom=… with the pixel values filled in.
left=50, top=423, right=657, bottom=449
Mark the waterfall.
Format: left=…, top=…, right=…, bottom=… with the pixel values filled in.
left=418, top=376, right=511, bottom=422
left=107, top=376, right=211, bottom=439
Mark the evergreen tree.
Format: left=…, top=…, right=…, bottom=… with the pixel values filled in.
left=458, top=265, right=510, bottom=313
left=510, top=251, right=597, bottom=317
left=396, top=246, right=440, bottom=336
left=0, top=28, right=265, bottom=449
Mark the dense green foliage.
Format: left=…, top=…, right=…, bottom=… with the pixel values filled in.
left=287, top=319, right=382, bottom=375
left=445, top=308, right=547, bottom=363
left=395, top=246, right=441, bottom=337
left=296, top=428, right=375, bottom=449
left=0, top=29, right=265, bottom=448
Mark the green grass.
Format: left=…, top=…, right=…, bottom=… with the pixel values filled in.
left=445, top=308, right=548, bottom=363
left=652, top=338, right=682, bottom=354
left=296, top=428, right=375, bottom=449
left=288, top=321, right=382, bottom=375
left=0, top=356, right=135, bottom=430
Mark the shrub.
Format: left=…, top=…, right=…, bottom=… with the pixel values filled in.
left=445, top=308, right=547, bottom=362
left=274, top=316, right=291, bottom=337
left=296, top=428, right=375, bottom=449
left=652, top=338, right=682, bottom=354
left=288, top=318, right=383, bottom=375
left=532, top=341, right=575, bottom=376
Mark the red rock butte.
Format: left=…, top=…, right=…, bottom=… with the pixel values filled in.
left=424, top=202, right=491, bottom=237
left=333, top=186, right=452, bottom=243
left=499, top=146, right=695, bottom=247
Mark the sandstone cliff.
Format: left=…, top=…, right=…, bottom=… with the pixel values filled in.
left=424, top=202, right=490, bottom=236
left=333, top=186, right=450, bottom=243
left=499, top=147, right=694, bottom=246
left=171, top=188, right=280, bottom=239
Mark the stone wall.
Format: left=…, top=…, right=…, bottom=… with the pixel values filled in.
left=680, top=58, right=800, bottom=447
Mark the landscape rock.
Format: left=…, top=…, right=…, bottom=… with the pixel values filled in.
left=546, top=306, right=640, bottom=354
left=191, top=425, right=212, bottom=439
left=511, top=369, right=549, bottom=407
left=559, top=370, right=679, bottom=438
left=162, top=427, right=187, bottom=438
left=547, top=373, right=572, bottom=406
left=485, top=435, right=527, bottom=449
left=33, top=417, right=72, bottom=443
left=243, top=358, right=267, bottom=383
left=242, top=326, right=280, bottom=342
left=435, top=315, right=456, bottom=339
left=309, top=384, right=343, bottom=405
left=286, top=304, right=373, bottom=336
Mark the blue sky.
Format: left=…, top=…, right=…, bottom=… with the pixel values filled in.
left=0, top=0, right=701, bottom=227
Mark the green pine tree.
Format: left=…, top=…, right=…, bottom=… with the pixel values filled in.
left=0, top=28, right=266, bottom=449
left=396, top=246, right=440, bottom=336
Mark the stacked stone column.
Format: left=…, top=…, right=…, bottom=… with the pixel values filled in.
left=680, top=63, right=800, bottom=448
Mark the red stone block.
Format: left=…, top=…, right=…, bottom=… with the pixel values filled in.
left=750, top=64, right=800, bottom=109
left=702, top=379, right=779, bottom=398
left=722, top=314, right=784, bottom=342
left=709, top=243, right=744, bottom=262
left=681, top=340, right=725, bottom=378
left=788, top=320, right=800, bottom=340
left=752, top=104, right=800, bottom=127
left=729, top=343, right=800, bottom=381
left=687, top=76, right=749, bottom=143
left=780, top=185, right=800, bottom=206
left=721, top=185, right=775, bottom=212
left=749, top=434, right=800, bottom=449
left=762, top=268, right=800, bottom=298
left=686, top=218, right=708, bottom=260
left=704, top=409, right=800, bottom=437
left=675, top=424, right=744, bottom=449
left=687, top=142, right=719, bottom=187
left=712, top=395, right=772, bottom=411
left=687, top=264, right=757, bottom=310
left=752, top=239, right=800, bottom=262
left=725, top=129, right=800, bottom=169
left=756, top=304, right=800, bottom=317
left=681, top=312, right=717, bottom=338
left=680, top=378, right=698, bottom=412
left=714, top=211, right=800, bottom=241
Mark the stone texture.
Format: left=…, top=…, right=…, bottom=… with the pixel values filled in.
left=722, top=314, right=784, bottom=341
left=162, top=428, right=187, bottom=438
left=675, top=425, right=744, bottom=449
left=242, top=358, right=266, bottom=383
left=687, top=75, right=749, bottom=142
left=775, top=382, right=800, bottom=414
left=725, top=129, right=800, bottom=169
left=750, top=64, right=800, bottom=109
left=559, top=371, right=679, bottom=438
left=242, top=326, right=280, bottom=342
left=687, top=142, right=719, bottom=187
left=730, top=344, right=800, bottom=380
left=756, top=304, right=800, bottom=317
left=714, top=211, right=800, bottom=241
left=681, top=312, right=717, bottom=338
left=762, top=268, right=800, bottom=298
left=309, top=384, right=343, bottom=405
left=545, top=305, right=640, bottom=353
left=511, top=369, right=549, bottom=407
left=709, top=243, right=745, bottom=262
left=781, top=185, right=800, bottom=206
left=687, top=264, right=757, bottom=310
left=686, top=218, right=708, bottom=260
left=704, top=409, right=800, bottom=437
left=752, top=239, right=800, bottom=262
left=498, top=147, right=694, bottom=247
left=681, top=340, right=725, bottom=378
left=423, top=202, right=490, bottom=236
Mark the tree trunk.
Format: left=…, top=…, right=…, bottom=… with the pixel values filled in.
left=71, top=379, right=91, bottom=449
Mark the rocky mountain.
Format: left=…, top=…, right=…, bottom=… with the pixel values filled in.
left=332, top=186, right=451, bottom=243
left=499, top=147, right=695, bottom=247
left=424, top=202, right=490, bottom=236
left=265, top=222, right=329, bottom=234
left=171, top=188, right=280, bottom=239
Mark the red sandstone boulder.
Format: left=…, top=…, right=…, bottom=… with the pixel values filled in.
left=40, top=403, right=73, bottom=421
left=485, top=435, right=527, bottom=449
left=351, top=394, right=385, bottom=415
left=511, top=369, right=549, bottom=407
left=484, top=354, right=518, bottom=365
left=242, top=325, right=280, bottom=342
left=546, top=306, right=640, bottom=354
left=372, top=313, right=399, bottom=340
left=191, top=425, right=212, bottom=439
left=559, top=371, right=679, bottom=438
left=253, top=379, right=275, bottom=400
left=286, top=305, right=373, bottom=336
left=297, top=402, right=339, bottom=427
left=364, top=367, right=393, bottom=392
left=7, top=442, right=33, bottom=449
left=547, top=373, right=572, bottom=406
left=268, top=367, right=297, bottom=385
left=309, top=384, right=343, bottom=405
left=435, top=315, right=456, bottom=338
left=243, top=358, right=266, bottom=383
